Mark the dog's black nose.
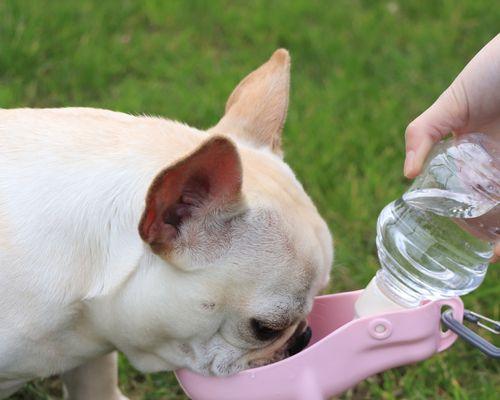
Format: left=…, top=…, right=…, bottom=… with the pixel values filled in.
left=286, top=326, right=312, bottom=357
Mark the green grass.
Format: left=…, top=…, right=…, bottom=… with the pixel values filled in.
left=2, top=0, right=499, bottom=398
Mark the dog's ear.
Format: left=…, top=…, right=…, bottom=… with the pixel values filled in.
left=209, top=49, right=290, bottom=156
left=138, top=136, right=242, bottom=254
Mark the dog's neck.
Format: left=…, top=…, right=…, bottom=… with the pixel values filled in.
left=76, top=173, right=148, bottom=299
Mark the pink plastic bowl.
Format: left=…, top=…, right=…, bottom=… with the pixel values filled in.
left=175, top=290, right=463, bottom=400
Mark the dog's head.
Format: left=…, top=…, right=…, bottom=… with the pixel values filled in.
left=99, top=50, right=333, bottom=375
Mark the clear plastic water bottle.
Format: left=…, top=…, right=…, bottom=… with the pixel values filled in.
left=356, top=133, right=499, bottom=317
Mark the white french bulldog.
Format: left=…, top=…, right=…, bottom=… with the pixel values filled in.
left=0, top=49, right=333, bottom=399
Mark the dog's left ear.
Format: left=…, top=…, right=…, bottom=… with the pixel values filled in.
left=209, top=49, right=291, bottom=156
left=138, top=136, right=242, bottom=255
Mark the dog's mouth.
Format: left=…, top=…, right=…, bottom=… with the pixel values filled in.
left=285, top=321, right=312, bottom=357
left=246, top=320, right=312, bottom=369
left=189, top=320, right=312, bottom=376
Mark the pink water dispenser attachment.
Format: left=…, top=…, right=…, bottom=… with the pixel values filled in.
left=175, top=290, right=463, bottom=400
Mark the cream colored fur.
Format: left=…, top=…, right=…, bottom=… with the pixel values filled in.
left=0, top=50, right=333, bottom=399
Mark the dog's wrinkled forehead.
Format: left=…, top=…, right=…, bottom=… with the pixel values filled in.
left=233, top=208, right=307, bottom=262
left=227, top=207, right=319, bottom=294
left=238, top=153, right=332, bottom=287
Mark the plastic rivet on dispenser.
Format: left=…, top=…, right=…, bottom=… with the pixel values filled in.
left=369, top=319, right=392, bottom=340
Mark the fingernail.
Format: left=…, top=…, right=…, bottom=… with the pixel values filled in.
left=404, top=150, right=415, bottom=177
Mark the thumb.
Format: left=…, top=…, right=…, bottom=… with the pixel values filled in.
left=493, top=242, right=500, bottom=263
left=404, top=85, right=468, bottom=178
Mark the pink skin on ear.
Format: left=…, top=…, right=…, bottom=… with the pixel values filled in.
left=138, top=136, right=242, bottom=253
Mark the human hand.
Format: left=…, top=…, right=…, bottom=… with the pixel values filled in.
left=404, top=34, right=500, bottom=259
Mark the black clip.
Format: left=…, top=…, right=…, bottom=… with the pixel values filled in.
left=441, top=309, right=499, bottom=359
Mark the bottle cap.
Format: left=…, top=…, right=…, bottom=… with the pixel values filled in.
left=354, top=277, right=408, bottom=318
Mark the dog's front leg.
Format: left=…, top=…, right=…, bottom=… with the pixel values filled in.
left=62, top=352, right=129, bottom=400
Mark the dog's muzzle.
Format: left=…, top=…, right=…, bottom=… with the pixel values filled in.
left=285, top=321, right=312, bottom=357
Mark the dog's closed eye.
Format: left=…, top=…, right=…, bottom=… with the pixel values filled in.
left=250, top=318, right=284, bottom=341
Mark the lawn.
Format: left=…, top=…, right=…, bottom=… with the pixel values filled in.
left=1, top=0, right=499, bottom=399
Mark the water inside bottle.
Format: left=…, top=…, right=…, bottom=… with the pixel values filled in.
left=402, top=188, right=495, bottom=219
left=376, top=199, right=493, bottom=307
